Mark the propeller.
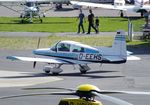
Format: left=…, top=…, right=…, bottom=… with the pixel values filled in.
left=0, top=91, right=76, bottom=99
left=33, top=37, right=41, bottom=68
left=92, top=91, right=133, bottom=105
left=23, top=87, right=75, bottom=91
left=1, top=84, right=150, bottom=105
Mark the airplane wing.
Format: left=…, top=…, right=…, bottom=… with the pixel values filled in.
left=7, top=56, right=70, bottom=64
left=70, top=1, right=126, bottom=10
left=141, top=5, right=150, bottom=11
left=0, top=0, right=52, bottom=3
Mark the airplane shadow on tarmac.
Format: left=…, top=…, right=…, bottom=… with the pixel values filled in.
left=54, top=8, right=74, bottom=12
left=0, top=73, right=49, bottom=79
left=57, top=70, right=124, bottom=79
left=0, top=70, right=124, bottom=79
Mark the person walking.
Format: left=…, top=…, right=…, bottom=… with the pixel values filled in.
left=77, top=9, right=85, bottom=34
left=95, top=16, right=99, bottom=33
left=87, top=9, right=98, bottom=34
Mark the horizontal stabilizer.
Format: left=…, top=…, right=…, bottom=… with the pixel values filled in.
left=105, top=56, right=126, bottom=62
left=127, top=55, right=141, bottom=60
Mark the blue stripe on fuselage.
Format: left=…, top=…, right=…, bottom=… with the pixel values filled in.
left=33, top=50, right=78, bottom=60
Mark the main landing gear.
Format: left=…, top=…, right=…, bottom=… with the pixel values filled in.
left=79, top=64, right=91, bottom=74
left=43, top=64, right=63, bottom=75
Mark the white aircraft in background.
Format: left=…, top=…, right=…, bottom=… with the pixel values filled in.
left=71, top=0, right=150, bottom=17
left=0, top=0, right=70, bottom=23
left=0, top=0, right=54, bottom=23
left=7, top=30, right=140, bottom=75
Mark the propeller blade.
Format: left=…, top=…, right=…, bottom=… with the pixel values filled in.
left=33, top=61, right=36, bottom=68
left=23, top=87, right=75, bottom=91
left=92, top=91, right=133, bottom=105
left=0, top=91, right=76, bottom=100
left=99, top=90, right=150, bottom=95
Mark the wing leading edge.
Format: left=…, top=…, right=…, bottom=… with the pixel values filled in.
left=70, top=1, right=125, bottom=10
left=7, top=56, right=69, bottom=64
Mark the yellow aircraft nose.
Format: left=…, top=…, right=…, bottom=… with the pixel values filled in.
left=77, top=84, right=100, bottom=92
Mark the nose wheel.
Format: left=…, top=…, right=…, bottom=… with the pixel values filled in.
left=120, top=10, right=124, bottom=17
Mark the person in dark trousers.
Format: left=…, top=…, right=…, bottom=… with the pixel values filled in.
left=87, top=9, right=98, bottom=34
left=95, top=16, right=99, bottom=33
left=77, top=9, right=85, bottom=34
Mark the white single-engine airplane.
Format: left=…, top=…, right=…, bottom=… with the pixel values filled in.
left=0, top=0, right=59, bottom=23
left=0, top=0, right=53, bottom=23
left=71, top=0, right=150, bottom=17
left=7, top=30, right=140, bottom=75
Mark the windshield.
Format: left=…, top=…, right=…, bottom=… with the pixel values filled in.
left=57, top=43, right=70, bottom=52
left=26, top=2, right=35, bottom=7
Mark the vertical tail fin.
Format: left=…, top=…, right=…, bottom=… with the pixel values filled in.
left=112, top=30, right=127, bottom=59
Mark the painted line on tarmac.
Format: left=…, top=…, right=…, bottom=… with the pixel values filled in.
left=0, top=70, right=63, bottom=88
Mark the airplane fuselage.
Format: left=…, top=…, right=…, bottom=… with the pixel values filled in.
left=33, top=48, right=102, bottom=63
left=33, top=47, right=126, bottom=64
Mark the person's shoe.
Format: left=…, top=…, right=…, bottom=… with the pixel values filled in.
left=95, top=30, right=99, bottom=34
left=96, top=31, right=99, bottom=34
left=82, top=32, right=85, bottom=34
left=86, top=33, right=90, bottom=34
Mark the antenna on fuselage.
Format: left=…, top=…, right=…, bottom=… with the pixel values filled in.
left=37, top=37, right=41, bottom=49
left=33, top=37, right=41, bottom=68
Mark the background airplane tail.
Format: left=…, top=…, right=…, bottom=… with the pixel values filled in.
left=111, top=30, right=127, bottom=60
left=114, top=0, right=125, bottom=7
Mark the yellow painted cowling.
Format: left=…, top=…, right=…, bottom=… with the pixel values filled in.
left=76, top=84, right=100, bottom=98
left=77, top=84, right=100, bottom=92
left=58, top=98, right=102, bottom=105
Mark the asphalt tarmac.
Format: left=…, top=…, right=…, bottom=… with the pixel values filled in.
left=0, top=46, right=150, bottom=105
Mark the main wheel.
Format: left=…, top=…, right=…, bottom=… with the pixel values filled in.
left=120, top=11, right=124, bottom=18
left=80, top=70, right=87, bottom=74
left=45, top=70, right=50, bottom=74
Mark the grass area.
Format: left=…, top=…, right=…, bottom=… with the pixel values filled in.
left=0, top=17, right=145, bottom=32
left=0, top=35, right=114, bottom=50
left=0, top=35, right=149, bottom=50
left=127, top=39, right=150, bottom=47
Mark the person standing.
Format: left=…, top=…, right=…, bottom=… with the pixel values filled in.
left=87, top=9, right=98, bottom=34
left=77, top=9, right=85, bottom=34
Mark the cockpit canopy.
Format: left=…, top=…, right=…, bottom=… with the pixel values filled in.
left=50, top=41, right=99, bottom=53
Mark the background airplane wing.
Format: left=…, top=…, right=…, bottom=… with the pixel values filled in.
left=0, top=0, right=53, bottom=3
left=7, top=56, right=69, bottom=64
left=141, top=5, right=150, bottom=11
left=70, top=1, right=125, bottom=10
